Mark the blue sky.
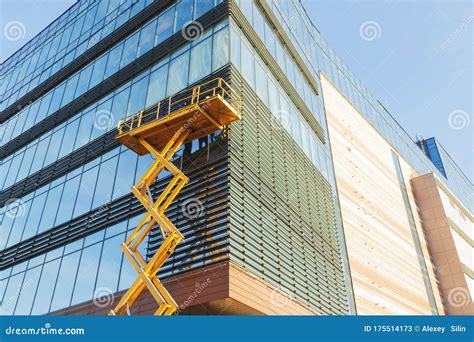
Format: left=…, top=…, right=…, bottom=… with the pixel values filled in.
left=1, top=0, right=472, bottom=180
left=302, top=0, right=472, bottom=180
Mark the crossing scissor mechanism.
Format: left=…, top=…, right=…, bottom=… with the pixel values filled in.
left=109, top=78, right=241, bottom=316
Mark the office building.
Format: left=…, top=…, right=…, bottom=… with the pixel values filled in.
left=0, top=0, right=471, bottom=315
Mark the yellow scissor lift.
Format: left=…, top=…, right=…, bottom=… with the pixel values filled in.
left=109, top=78, right=241, bottom=316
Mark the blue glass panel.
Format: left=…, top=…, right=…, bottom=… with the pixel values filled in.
left=104, top=42, right=124, bottom=79
left=73, top=166, right=99, bottom=217
left=49, top=251, right=81, bottom=311
left=71, top=243, right=102, bottom=305
left=55, top=176, right=80, bottom=226
left=30, top=259, right=61, bottom=314
left=137, top=19, right=157, bottom=57
left=120, top=32, right=139, bottom=68
left=167, top=51, right=190, bottom=96
left=156, top=6, right=175, bottom=45
left=175, top=0, right=193, bottom=32
left=195, top=0, right=214, bottom=18
left=13, top=266, right=42, bottom=315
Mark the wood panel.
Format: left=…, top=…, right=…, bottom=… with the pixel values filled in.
left=322, top=74, right=443, bottom=314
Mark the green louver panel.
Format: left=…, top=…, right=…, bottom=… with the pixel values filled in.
left=227, top=68, right=349, bottom=314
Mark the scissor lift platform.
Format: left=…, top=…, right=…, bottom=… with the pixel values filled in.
left=116, top=78, right=241, bottom=155
left=110, top=78, right=241, bottom=316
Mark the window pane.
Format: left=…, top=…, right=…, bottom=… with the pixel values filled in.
left=36, top=91, right=53, bottom=122
left=230, top=25, right=241, bottom=69
left=255, top=59, right=268, bottom=105
left=14, top=266, right=42, bottom=315
left=55, top=176, right=80, bottom=226
left=58, top=119, right=80, bottom=157
left=268, top=78, right=278, bottom=114
left=90, top=54, right=108, bottom=88
left=113, top=151, right=137, bottom=196
left=92, top=156, right=118, bottom=208
left=212, top=26, right=228, bottom=70
left=167, top=51, right=190, bottom=96
left=21, top=192, right=47, bottom=241
left=241, top=40, right=254, bottom=89
left=291, top=107, right=302, bottom=146
left=138, top=19, right=157, bottom=57
left=240, top=0, right=253, bottom=20
left=0, top=213, right=15, bottom=249
left=16, top=145, right=36, bottom=181
left=121, top=33, right=139, bottom=68
left=310, top=135, right=320, bottom=168
left=50, top=251, right=81, bottom=311
left=90, top=98, right=113, bottom=140
left=38, top=184, right=63, bottom=233
left=146, top=64, right=168, bottom=107
left=111, top=88, right=131, bottom=122
left=22, top=101, right=40, bottom=134
left=48, top=83, right=66, bottom=114
left=300, top=121, right=311, bottom=157
left=73, top=166, right=99, bottom=217
left=156, top=6, right=174, bottom=45
left=0, top=273, right=24, bottom=315
left=11, top=112, right=27, bottom=138
left=104, top=43, right=124, bottom=79
left=127, top=76, right=149, bottom=115
left=95, top=233, right=125, bottom=293
left=70, top=15, right=85, bottom=42
left=74, top=110, right=94, bottom=149
left=43, top=127, right=65, bottom=166
left=3, top=155, right=19, bottom=188
left=75, top=64, right=93, bottom=96
left=60, top=74, right=79, bottom=107
left=30, top=136, right=49, bottom=174
left=253, top=4, right=265, bottom=41
left=195, top=0, right=214, bottom=18
left=31, top=259, right=61, bottom=314
left=6, top=200, right=29, bottom=247
left=189, top=37, right=212, bottom=84
left=264, top=21, right=276, bottom=57
left=71, top=243, right=101, bottom=305
left=175, top=0, right=193, bottom=32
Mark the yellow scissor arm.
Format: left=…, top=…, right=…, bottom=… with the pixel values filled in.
left=109, top=78, right=241, bottom=316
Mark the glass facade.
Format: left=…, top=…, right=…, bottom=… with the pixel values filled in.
left=0, top=215, right=144, bottom=315
left=0, top=0, right=470, bottom=316
left=0, top=0, right=155, bottom=111
left=0, top=0, right=223, bottom=146
left=258, top=0, right=472, bottom=212
left=0, top=1, right=230, bottom=315
left=1, top=21, right=229, bottom=189
left=230, top=21, right=330, bottom=181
